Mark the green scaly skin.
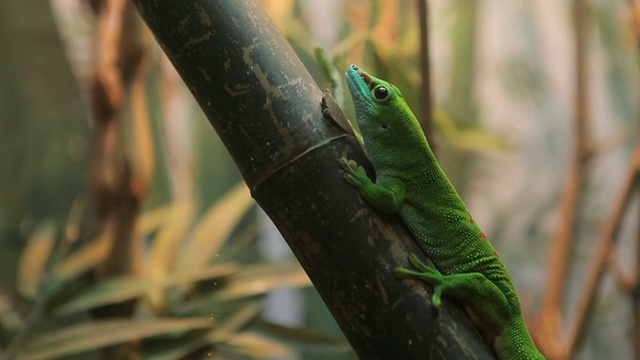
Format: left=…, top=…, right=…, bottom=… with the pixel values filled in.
left=339, top=64, right=544, bottom=359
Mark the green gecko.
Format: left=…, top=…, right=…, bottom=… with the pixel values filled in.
left=339, top=64, right=544, bottom=360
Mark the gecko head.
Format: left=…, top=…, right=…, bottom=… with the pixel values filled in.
left=345, top=64, right=404, bottom=119
left=345, top=64, right=420, bottom=145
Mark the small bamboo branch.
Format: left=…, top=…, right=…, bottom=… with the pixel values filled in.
left=609, top=250, right=636, bottom=291
left=88, top=1, right=147, bottom=358
left=567, top=144, right=640, bottom=356
left=633, top=202, right=640, bottom=360
left=416, top=0, right=435, bottom=154
left=537, top=0, right=590, bottom=357
left=90, top=0, right=146, bottom=279
left=565, top=2, right=640, bottom=357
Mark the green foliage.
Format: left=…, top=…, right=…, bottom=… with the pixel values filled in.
left=5, top=184, right=349, bottom=359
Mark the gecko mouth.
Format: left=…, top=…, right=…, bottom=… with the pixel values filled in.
left=348, top=64, right=375, bottom=90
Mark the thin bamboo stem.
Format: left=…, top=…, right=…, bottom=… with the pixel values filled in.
left=416, top=0, right=435, bottom=154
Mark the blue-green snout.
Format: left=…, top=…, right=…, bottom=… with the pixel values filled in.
left=345, top=64, right=371, bottom=100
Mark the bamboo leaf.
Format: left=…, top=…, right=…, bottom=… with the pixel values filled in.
left=435, top=107, right=509, bottom=153
left=213, top=301, right=261, bottom=335
left=51, top=277, right=157, bottom=317
left=145, top=303, right=260, bottom=360
left=130, top=63, right=155, bottom=191
left=254, top=319, right=351, bottom=352
left=175, top=183, right=253, bottom=272
left=220, top=332, right=294, bottom=360
left=0, top=295, right=25, bottom=332
left=166, top=263, right=239, bottom=288
left=53, top=220, right=114, bottom=284
left=147, top=199, right=195, bottom=275
left=18, top=318, right=213, bottom=360
left=214, top=261, right=310, bottom=302
left=138, top=202, right=176, bottom=235
left=52, top=263, right=238, bottom=317
left=146, top=199, right=195, bottom=309
left=17, top=220, right=57, bottom=299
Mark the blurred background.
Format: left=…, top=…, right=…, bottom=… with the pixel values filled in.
left=1, top=0, right=638, bottom=359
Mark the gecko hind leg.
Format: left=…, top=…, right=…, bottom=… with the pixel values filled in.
left=395, top=254, right=447, bottom=307
left=395, top=253, right=512, bottom=329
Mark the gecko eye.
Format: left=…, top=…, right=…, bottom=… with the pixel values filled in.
left=373, top=86, right=390, bottom=100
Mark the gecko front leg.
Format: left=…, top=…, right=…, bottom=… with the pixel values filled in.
left=339, top=158, right=405, bottom=214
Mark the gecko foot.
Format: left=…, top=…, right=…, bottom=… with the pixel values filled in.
left=339, top=158, right=370, bottom=188
left=395, top=254, right=446, bottom=308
